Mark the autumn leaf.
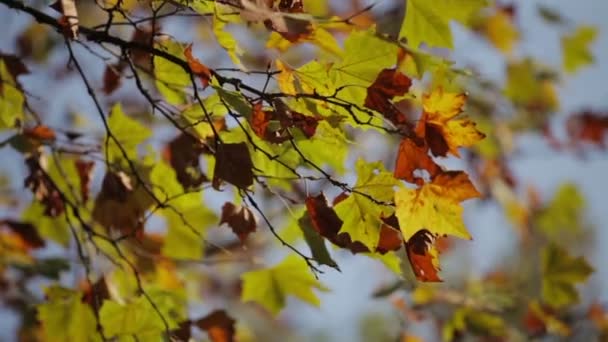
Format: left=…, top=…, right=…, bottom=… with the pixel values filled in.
left=334, top=159, right=400, bottom=250
left=405, top=229, right=441, bottom=282
left=395, top=171, right=481, bottom=240
left=305, top=193, right=368, bottom=254
left=418, top=87, right=485, bottom=157
left=212, top=142, right=254, bottom=190
left=23, top=125, right=56, bottom=142
left=566, top=110, right=608, bottom=148
left=92, top=170, right=154, bottom=235
left=195, top=309, right=236, bottom=342
left=163, top=133, right=208, bottom=189
left=473, top=6, right=519, bottom=54
left=74, top=159, right=94, bottom=202
left=24, top=154, right=65, bottom=217
left=364, top=68, right=412, bottom=126
left=394, top=137, right=441, bottom=185
left=102, top=63, right=125, bottom=94
left=297, top=213, right=340, bottom=269
left=523, top=301, right=571, bottom=337
left=219, top=202, right=257, bottom=243
left=562, top=25, right=597, bottom=73
left=241, top=255, right=328, bottom=315
left=50, top=0, right=79, bottom=39
left=0, top=219, right=45, bottom=249
left=184, top=44, right=212, bottom=88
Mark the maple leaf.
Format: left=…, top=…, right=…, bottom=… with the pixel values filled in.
left=334, top=159, right=400, bottom=250
left=219, top=202, right=257, bottom=243
left=418, top=87, right=485, bottom=157
left=395, top=171, right=481, bottom=241
left=92, top=170, right=154, bottom=235
left=305, top=193, right=368, bottom=254
left=364, top=68, right=412, bottom=126
left=523, top=301, right=571, bottom=337
left=562, top=25, right=597, bottom=74
left=184, top=44, right=212, bottom=88
left=405, top=229, right=442, bottom=282
left=541, top=243, right=593, bottom=308
left=400, top=0, right=488, bottom=49
left=195, top=310, right=236, bottom=342
left=163, top=133, right=208, bottom=189
left=241, top=255, right=328, bottom=315
left=212, top=142, right=254, bottom=190
left=394, top=137, right=441, bottom=185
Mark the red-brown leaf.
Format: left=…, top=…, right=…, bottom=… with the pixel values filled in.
left=163, top=133, right=208, bottom=189
left=405, top=229, right=442, bottom=282
left=365, top=68, right=412, bottom=126
left=212, top=143, right=254, bottom=190
left=566, top=111, right=608, bottom=148
left=219, top=202, right=257, bottom=243
left=75, top=159, right=94, bottom=202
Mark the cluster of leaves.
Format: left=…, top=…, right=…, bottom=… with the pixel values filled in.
left=0, top=0, right=605, bottom=341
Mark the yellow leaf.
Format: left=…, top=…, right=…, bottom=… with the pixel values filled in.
left=275, top=60, right=297, bottom=95
left=420, top=87, right=485, bottom=156
left=395, top=171, right=481, bottom=240
left=562, top=25, right=597, bottom=73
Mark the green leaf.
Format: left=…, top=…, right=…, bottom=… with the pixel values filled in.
left=297, top=120, right=348, bottom=173
left=562, top=25, right=597, bottom=73
left=334, top=159, right=398, bottom=249
left=329, top=29, right=397, bottom=128
left=150, top=161, right=216, bottom=259
left=535, top=183, right=585, bottom=238
left=541, top=243, right=594, bottom=308
left=399, top=0, right=487, bottom=49
left=37, top=286, right=100, bottom=342
left=22, top=202, right=70, bottom=246
left=100, top=297, right=166, bottom=338
left=0, top=60, right=25, bottom=129
left=298, top=214, right=339, bottom=270
left=214, top=86, right=252, bottom=119
left=105, top=103, right=152, bottom=164
left=241, top=255, right=328, bottom=315
left=213, top=10, right=244, bottom=69
left=155, top=40, right=191, bottom=105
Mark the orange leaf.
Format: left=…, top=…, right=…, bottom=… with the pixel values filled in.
left=394, top=137, right=440, bottom=185
left=23, top=125, right=56, bottom=141
left=196, top=310, right=236, bottom=342
left=219, top=202, right=257, bottom=243
left=0, top=220, right=45, bottom=250
left=184, top=44, right=212, bottom=88
left=405, top=229, right=442, bottom=282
